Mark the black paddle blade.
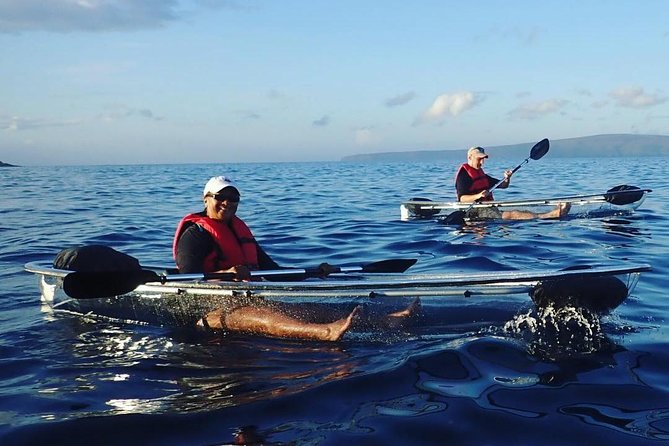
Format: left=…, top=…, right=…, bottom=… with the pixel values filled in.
left=440, top=210, right=467, bottom=226
left=605, top=185, right=644, bottom=205
left=530, top=275, right=628, bottom=314
left=63, top=269, right=161, bottom=299
left=361, top=258, right=417, bottom=273
left=529, top=138, right=550, bottom=160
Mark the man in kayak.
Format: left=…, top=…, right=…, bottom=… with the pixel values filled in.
left=455, top=146, right=570, bottom=220
left=174, top=176, right=418, bottom=341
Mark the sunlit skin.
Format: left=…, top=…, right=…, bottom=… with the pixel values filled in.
left=201, top=298, right=423, bottom=339
left=203, top=305, right=363, bottom=341
left=205, top=189, right=238, bottom=222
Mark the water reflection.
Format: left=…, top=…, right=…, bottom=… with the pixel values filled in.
left=411, top=336, right=669, bottom=440
left=170, top=336, right=362, bottom=412
left=571, top=215, right=652, bottom=241
left=255, top=392, right=448, bottom=443
left=42, top=321, right=368, bottom=418
left=561, top=402, right=669, bottom=440
left=600, top=217, right=651, bottom=237
left=229, top=425, right=276, bottom=445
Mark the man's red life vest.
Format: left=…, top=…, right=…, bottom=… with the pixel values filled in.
left=173, top=213, right=259, bottom=272
left=455, top=163, right=494, bottom=201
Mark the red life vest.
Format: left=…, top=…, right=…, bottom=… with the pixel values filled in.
left=173, top=213, right=259, bottom=272
left=455, top=163, right=494, bottom=201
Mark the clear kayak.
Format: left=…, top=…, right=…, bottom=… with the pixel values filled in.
left=400, top=186, right=651, bottom=221
left=25, top=261, right=650, bottom=328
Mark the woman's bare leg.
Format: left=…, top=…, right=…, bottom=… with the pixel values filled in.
left=201, top=305, right=361, bottom=341
left=502, top=202, right=571, bottom=220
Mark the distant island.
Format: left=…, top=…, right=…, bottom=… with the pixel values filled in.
left=0, top=161, right=18, bottom=167
left=341, top=134, right=669, bottom=162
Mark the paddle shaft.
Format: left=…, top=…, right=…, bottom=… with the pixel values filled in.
left=410, top=187, right=651, bottom=209
left=522, top=188, right=652, bottom=205
left=62, top=258, right=418, bottom=299
left=160, top=265, right=386, bottom=283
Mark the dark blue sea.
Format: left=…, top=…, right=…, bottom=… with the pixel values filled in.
left=2, top=156, right=668, bottom=445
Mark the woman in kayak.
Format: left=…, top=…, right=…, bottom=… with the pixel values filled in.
left=174, top=176, right=418, bottom=341
left=456, top=146, right=570, bottom=220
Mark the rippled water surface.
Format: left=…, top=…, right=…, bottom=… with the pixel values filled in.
left=1, top=157, right=668, bottom=445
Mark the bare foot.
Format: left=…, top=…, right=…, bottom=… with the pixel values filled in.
left=197, top=308, right=225, bottom=330
left=557, top=202, right=571, bottom=218
left=324, top=305, right=362, bottom=341
left=385, top=297, right=422, bottom=329
left=540, top=202, right=571, bottom=219
left=388, top=297, right=422, bottom=318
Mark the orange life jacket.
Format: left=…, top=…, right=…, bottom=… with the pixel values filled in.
left=455, top=163, right=494, bottom=201
left=173, top=213, right=259, bottom=272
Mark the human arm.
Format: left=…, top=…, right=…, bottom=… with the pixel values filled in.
left=175, top=224, right=214, bottom=273
left=494, top=170, right=512, bottom=189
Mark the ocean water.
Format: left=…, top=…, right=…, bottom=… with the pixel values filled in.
left=1, top=156, right=668, bottom=445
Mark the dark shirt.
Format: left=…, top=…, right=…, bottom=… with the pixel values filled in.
left=455, top=168, right=500, bottom=200
left=175, top=223, right=280, bottom=273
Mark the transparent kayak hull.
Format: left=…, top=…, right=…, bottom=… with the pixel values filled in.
left=25, top=261, right=650, bottom=328
left=400, top=190, right=650, bottom=220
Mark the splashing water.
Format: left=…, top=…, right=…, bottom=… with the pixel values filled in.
left=504, top=304, right=610, bottom=360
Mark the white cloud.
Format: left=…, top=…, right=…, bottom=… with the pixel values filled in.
left=508, top=99, right=568, bottom=120
left=609, top=86, right=667, bottom=108
left=97, top=105, right=163, bottom=122
left=0, top=114, right=81, bottom=131
left=236, top=110, right=261, bottom=120
left=0, top=0, right=182, bottom=33
left=354, top=127, right=379, bottom=146
left=312, top=115, right=330, bottom=127
left=415, top=91, right=479, bottom=125
left=384, top=91, right=416, bottom=107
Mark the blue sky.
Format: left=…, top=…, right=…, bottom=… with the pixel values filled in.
left=1, top=0, right=668, bottom=165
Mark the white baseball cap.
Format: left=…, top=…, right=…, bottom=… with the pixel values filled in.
left=467, top=146, right=488, bottom=159
left=203, top=176, right=239, bottom=196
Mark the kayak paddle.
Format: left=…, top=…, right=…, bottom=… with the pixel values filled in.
left=532, top=265, right=630, bottom=314
left=62, top=258, right=418, bottom=299
left=604, top=185, right=650, bottom=205
left=442, top=138, right=550, bottom=225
